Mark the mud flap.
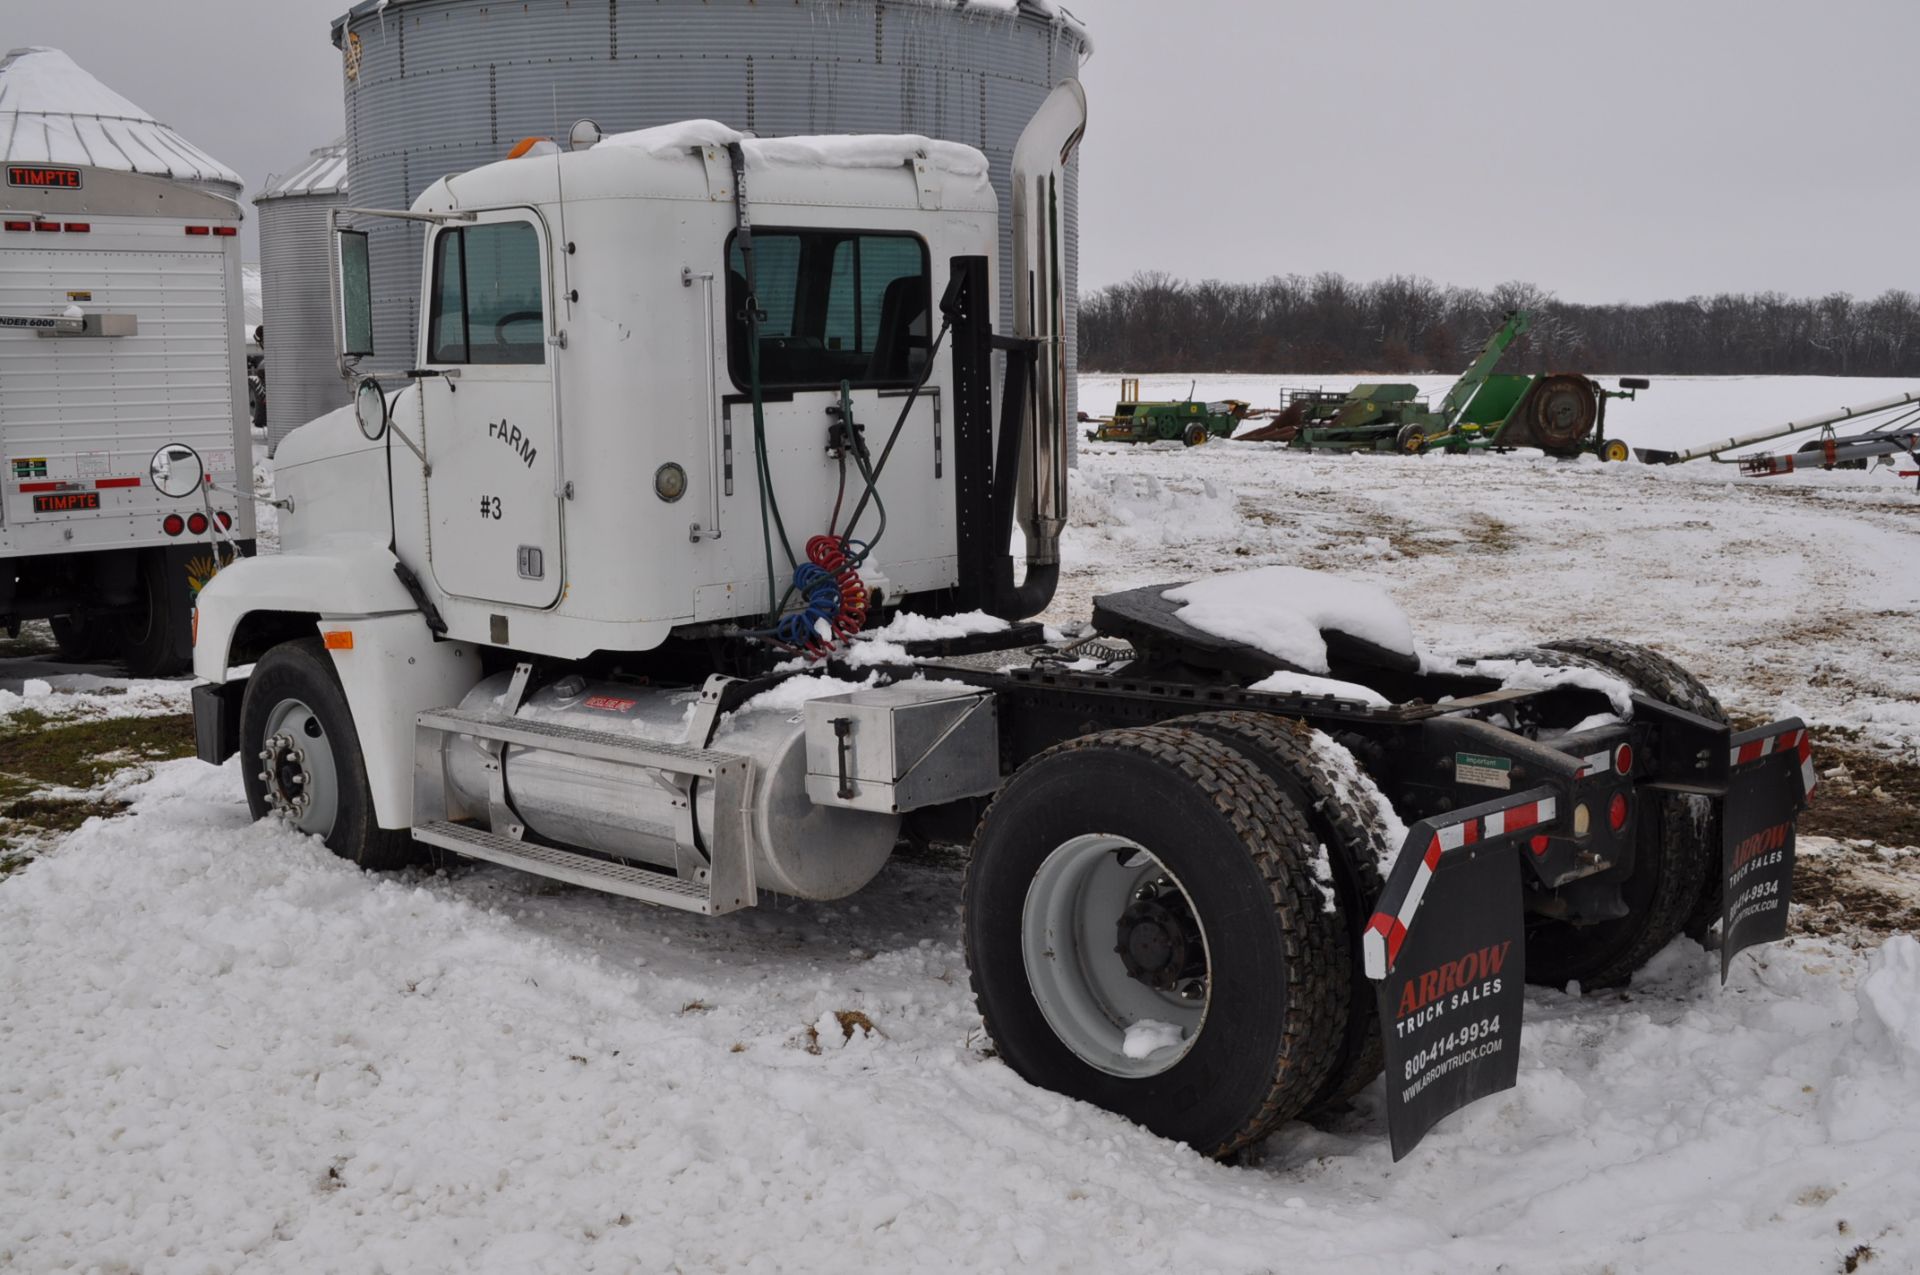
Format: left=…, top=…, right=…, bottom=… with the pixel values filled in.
left=1363, top=787, right=1560, bottom=1160
left=1720, top=720, right=1813, bottom=983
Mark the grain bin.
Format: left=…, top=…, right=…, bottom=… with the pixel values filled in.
left=329, top=0, right=1088, bottom=424
left=254, top=139, right=349, bottom=450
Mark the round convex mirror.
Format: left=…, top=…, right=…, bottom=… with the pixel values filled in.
left=568, top=118, right=604, bottom=151
left=149, top=444, right=205, bottom=499
left=354, top=377, right=389, bottom=441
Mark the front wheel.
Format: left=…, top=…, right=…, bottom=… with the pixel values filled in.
left=965, top=726, right=1348, bottom=1157
left=1181, top=421, right=1210, bottom=447
left=239, top=638, right=417, bottom=870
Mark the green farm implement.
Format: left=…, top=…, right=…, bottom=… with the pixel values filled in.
left=1086, top=378, right=1254, bottom=446
left=1246, top=312, right=1647, bottom=461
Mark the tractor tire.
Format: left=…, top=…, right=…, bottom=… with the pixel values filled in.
left=1507, top=639, right=1726, bottom=987
left=1601, top=439, right=1631, bottom=463
left=1394, top=423, right=1427, bottom=454
left=964, top=725, right=1348, bottom=1158
left=1164, top=711, right=1394, bottom=1110
left=1181, top=422, right=1210, bottom=448
left=1526, top=374, right=1600, bottom=456
left=239, top=638, right=418, bottom=871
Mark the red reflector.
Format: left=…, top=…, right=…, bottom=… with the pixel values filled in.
left=19, top=481, right=60, bottom=493
left=1613, top=743, right=1634, bottom=775
left=2, top=220, right=30, bottom=232
left=185, top=225, right=211, bottom=236
left=1529, top=834, right=1550, bottom=857
left=63, top=222, right=90, bottom=233
left=163, top=514, right=185, bottom=536
left=216, top=510, right=233, bottom=530
left=33, top=221, right=61, bottom=232
left=212, top=226, right=238, bottom=237
left=187, top=512, right=209, bottom=534
left=94, top=477, right=141, bottom=489
left=1608, top=793, right=1630, bottom=832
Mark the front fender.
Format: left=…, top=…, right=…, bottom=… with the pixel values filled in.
left=193, top=539, right=419, bottom=682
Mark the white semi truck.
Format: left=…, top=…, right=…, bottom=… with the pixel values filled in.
left=185, top=85, right=1813, bottom=1159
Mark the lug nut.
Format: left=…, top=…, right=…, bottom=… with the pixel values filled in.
left=256, top=772, right=269, bottom=782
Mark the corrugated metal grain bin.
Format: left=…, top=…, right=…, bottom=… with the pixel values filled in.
left=254, top=139, right=350, bottom=451
left=329, top=0, right=1087, bottom=425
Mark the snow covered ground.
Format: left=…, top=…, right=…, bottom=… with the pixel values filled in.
left=3, top=375, right=1918, bottom=1273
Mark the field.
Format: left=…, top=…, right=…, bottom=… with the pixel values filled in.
left=2, top=375, right=1917, bottom=1273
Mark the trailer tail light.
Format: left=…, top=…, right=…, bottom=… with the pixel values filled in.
left=63, top=223, right=90, bottom=233
left=4, top=220, right=33, bottom=232
left=184, top=225, right=211, bottom=236
left=187, top=512, right=209, bottom=534
left=1612, top=743, right=1633, bottom=775
left=163, top=513, right=185, bottom=536
left=34, top=221, right=61, bottom=232
left=216, top=510, right=232, bottom=529
left=1608, top=793, right=1630, bottom=832
left=212, top=226, right=237, bottom=237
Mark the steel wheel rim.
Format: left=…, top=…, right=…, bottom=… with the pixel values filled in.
left=1021, top=834, right=1210, bottom=1078
left=259, top=696, right=340, bottom=839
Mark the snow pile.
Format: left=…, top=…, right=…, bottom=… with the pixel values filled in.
left=6, top=762, right=1920, bottom=1270
left=1450, top=655, right=1639, bottom=717
left=860, top=609, right=1011, bottom=644
left=1067, top=467, right=1240, bottom=545
left=600, top=120, right=988, bottom=178
left=1249, top=670, right=1390, bottom=707
left=1164, top=567, right=1416, bottom=675
left=0, top=670, right=192, bottom=724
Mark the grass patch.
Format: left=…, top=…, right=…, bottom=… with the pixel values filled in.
left=0, top=710, right=196, bottom=864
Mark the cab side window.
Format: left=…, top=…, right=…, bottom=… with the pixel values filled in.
left=428, top=222, right=545, bottom=365
left=725, top=229, right=930, bottom=392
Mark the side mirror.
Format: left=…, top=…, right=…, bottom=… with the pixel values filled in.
left=568, top=118, right=604, bottom=151
left=336, top=227, right=374, bottom=358
left=149, top=443, right=205, bottom=499
left=354, top=376, right=390, bottom=441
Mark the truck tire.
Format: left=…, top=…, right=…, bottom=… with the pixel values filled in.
left=50, top=612, right=123, bottom=663
left=1542, top=637, right=1730, bottom=943
left=1164, top=711, right=1392, bottom=1111
left=120, top=549, right=194, bottom=678
left=964, top=725, right=1347, bottom=1157
left=239, top=638, right=417, bottom=871
left=1511, top=639, right=1726, bottom=987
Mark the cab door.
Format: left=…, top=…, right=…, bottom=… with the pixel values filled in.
left=418, top=212, right=564, bottom=608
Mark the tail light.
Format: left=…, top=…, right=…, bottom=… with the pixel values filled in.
left=1612, top=743, right=1634, bottom=775
left=63, top=223, right=90, bottom=233
left=1608, top=793, right=1630, bottom=832
left=187, top=512, right=209, bottom=535
left=162, top=514, right=185, bottom=536
left=212, top=226, right=237, bottom=237
left=216, top=510, right=233, bottom=530
left=34, top=222, right=61, bottom=233
left=2, top=221, right=31, bottom=232
left=184, top=226, right=211, bottom=236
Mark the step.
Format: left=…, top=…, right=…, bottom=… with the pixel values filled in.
left=413, top=820, right=725, bottom=914
left=417, top=706, right=750, bottom=779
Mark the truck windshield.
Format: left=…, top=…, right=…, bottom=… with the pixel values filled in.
left=428, top=221, right=545, bottom=365
left=725, top=229, right=930, bottom=392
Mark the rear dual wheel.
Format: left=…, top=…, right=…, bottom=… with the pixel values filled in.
left=965, top=725, right=1348, bottom=1156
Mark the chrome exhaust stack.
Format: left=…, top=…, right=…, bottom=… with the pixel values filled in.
left=1010, top=78, right=1087, bottom=571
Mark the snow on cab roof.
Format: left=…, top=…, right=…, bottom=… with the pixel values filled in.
left=598, top=120, right=990, bottom=179
left=0, top=47, right=241, bottom=192
left=256, top=137, right=349, bottom=203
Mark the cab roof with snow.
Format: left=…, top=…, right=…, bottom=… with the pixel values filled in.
left=410, top=121, right=998, bottom=218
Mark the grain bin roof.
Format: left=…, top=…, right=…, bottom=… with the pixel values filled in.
left=255, top=138, right=349, bottom=204
left=0, top=47, right=242, bottom=190
left=330, top=0, right=1091, bottom=49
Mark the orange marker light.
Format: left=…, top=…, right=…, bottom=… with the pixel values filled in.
left=322, top=630, right=354, bottom=651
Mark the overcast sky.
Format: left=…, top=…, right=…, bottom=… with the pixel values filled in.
left=13, top=0, right=1918, bottom=305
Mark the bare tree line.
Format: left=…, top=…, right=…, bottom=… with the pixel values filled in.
left=1079, top=271, right=1920, bottom=377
